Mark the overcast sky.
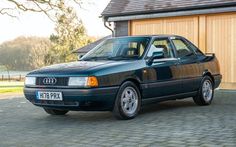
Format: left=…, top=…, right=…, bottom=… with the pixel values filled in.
left=0, top=0, right=111, bottom=43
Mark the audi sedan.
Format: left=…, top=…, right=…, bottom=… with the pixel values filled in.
left=24, top=35, right=222, bottom=119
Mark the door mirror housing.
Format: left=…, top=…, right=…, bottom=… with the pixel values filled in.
left=147, top=49, right=165, bottom=65
left=78, top=54, right=84, bottom=61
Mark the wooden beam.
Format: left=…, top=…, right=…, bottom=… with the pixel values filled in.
left=199, top=15, right=206, bottom=53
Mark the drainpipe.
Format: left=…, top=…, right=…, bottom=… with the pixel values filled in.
left=103, top=18, right=114, bottom=37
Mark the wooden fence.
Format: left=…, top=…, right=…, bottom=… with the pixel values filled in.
left=0, top=75, right=25, bottom=81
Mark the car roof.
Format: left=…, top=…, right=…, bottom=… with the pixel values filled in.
left=111, top=35, right=183, bottom=39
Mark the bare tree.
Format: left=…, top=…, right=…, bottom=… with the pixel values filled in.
left=29, top=38, right=53, bottom=69
left=0, top=0, right=84, bottom=21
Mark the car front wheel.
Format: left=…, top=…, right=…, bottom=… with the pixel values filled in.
left=113, top=81, right=141, bottom=120
left=193, top=76, right=214, bottom=106
left=44, top=108, right=69, bottom=115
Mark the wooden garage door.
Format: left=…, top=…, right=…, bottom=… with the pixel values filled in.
left=130, top=13, right=236, bottom=89
left=130, top=16, right=199, bottom=46
left=206, top=13, right=236, bottom=89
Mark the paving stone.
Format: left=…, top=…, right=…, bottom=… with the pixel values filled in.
left=0, top=93, right=235, bottom=146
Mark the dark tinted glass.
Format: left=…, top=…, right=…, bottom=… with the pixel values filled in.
left=82, top=37, right=151, bottom=61
left=172, top=39, right=194, bottom=58
left=147, top=38, right=174, bottom=58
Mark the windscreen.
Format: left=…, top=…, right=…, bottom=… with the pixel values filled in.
left=81, top=37, right=151, bottom=61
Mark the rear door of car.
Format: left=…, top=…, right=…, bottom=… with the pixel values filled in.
left=142, top=37, right=182, bottom=99
left=170, top=37, right=202, bottom=93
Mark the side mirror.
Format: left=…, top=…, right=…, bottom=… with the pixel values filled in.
left=78, top=54, right=84, bottom=60
left=147, top=49, right=165, bottom=65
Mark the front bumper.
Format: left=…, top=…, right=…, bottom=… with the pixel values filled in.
left=24, top=86, right=119, bottom=111
left=213, top=74, right=222, bottom=88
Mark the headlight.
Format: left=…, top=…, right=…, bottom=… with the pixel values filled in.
left=25, top=77, right=36, bottom=86
left=68, top=76, right=98, bottom=87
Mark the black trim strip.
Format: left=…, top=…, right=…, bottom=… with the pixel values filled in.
left=142, top=91, right=197, bottom=104
left=24, top=86, right=119, bottom=97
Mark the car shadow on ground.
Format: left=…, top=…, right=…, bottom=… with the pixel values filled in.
left=140, top=98, right=197, bottom=115
left=37, top=98, right=198, bottom=122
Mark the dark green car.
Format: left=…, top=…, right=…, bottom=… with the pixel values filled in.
left=24, top=35, right=222, bottom=119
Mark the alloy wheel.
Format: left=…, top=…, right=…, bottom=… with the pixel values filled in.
left=202, top=80, right=213, bottom=102
left=121, top=86, right=138, bottom=116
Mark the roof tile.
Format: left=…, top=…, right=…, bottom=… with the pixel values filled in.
left=102, top=0, right=236, bottom=17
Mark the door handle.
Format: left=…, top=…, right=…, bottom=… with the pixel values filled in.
left=174, top=62, right=179, bottom=66
left=175, top=59, right=180, bottom=66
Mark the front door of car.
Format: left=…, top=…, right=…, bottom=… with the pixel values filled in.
left=143, top=37, right=182, bottom=99
left=170, top=37, right=202, bottom=93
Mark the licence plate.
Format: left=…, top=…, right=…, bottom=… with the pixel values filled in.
left=36, top=91, right=63, bottom=101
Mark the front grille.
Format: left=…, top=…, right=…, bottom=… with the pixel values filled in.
left=36, top=77, right=69, bottom=86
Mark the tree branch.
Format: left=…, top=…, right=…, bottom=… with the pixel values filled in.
left=31, top=1, right=55, bottom=21
left=0, top=8, right=17, bottom=17
left=1, top=0, right=85, bottom=21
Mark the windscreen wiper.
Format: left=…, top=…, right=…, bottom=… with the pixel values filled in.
left=108, top=56, right=139, bottom=60
left=82, top=56, right=109, bottom=61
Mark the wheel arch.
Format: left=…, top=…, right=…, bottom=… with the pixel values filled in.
left=112, top=77, right=142, bottom=119
left=203, top=70, right=215, bottom=86
left=120, top=78, right=142, bottom=95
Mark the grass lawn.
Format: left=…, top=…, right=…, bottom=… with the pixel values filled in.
left=0, top=87, right=23, bottom=94
left=0, top=81, right=24, bottom=86
left=0, top=81, right=24, bottom=94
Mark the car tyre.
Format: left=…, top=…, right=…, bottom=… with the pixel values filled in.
left=113, top=81, right=141, bottom=120
left=44, top=108, right=69, bottom=115
left=193, top=76, right=214, bottom=106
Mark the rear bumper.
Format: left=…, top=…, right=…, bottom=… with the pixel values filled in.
left=213, top=74, right=222, bottom=88
left=24, top=86, right=119, bottom=111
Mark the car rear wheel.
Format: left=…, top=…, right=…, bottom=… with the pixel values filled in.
left=193, top=76, right=214, bottom=106
left=113, top=81, right=141, bottom=120
left=44, top=108, right=69, bottom=115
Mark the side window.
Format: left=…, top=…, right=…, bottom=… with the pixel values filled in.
left=186, top=40, right=204, bottom=56
left=147, top=38, right=174, bottom=58
left=172, top=39, right=194, bottom=58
